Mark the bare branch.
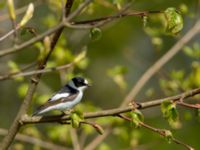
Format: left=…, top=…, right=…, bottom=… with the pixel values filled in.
left=0, top=25, right=20, bottom=42
left=20, top=87, right=200, bottom=124
left=66, top=0, right=94, bottom=21
left=0, top=23, right=64, bottom=57
left=66, top=10, right=161, bottom=29
left=117, top=115, right=194, bottom=150
left=0, top=62, right=74, bottom=81
left=70, top=128, right=81, bottom=150
left=177, top=101, right=200, bottom=109
left=0, top=8, right=160, bottom=57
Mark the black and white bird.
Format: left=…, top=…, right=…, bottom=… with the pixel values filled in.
left=33, top=77, right=90, bottom=116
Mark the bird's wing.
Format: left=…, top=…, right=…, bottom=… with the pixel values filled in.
left=33, top=93, right=79, bottom=116
left=48, top=85, right=78, bottom=102
left=48, top=93, right=70, bottom=101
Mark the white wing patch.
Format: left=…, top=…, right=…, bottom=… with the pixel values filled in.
left=49, top=93, right=70, bottom=101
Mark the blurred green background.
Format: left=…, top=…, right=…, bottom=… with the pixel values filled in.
left=0, top=0, right=200, bottom=149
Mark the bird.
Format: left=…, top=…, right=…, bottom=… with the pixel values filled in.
left=33, top=77, right=90, bottom=116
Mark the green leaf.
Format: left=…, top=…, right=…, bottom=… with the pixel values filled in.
left=89, top=28, right=102, bottom=41
left=20, top=3, right=34, bottom=27
left=74, top=50, right=87, bottom=64
left=47, top=126, right=69, bottom=142
left=179, top=4, right=188, bottom=14
left=164, top=7, right=183, bottom=34
left=108, top=65, right=128, bottom=76
left=161, top=100, right=180, bottom=128
left=98, top=143, right=111, bottom=150
left=70, top=111, right=84, bottom=128
left=112, top=0, right=123, bottom=9
left=189, top=63, right=200, bottom=87
left=151, top=37, right=163, bottom=49
left=163, top=130, right=173, bottom=143
left=130, top=110, right=144, bottom=128
left=142, top=16, right=148, bottom=27
left=7, top=0, right=16, bottom=20
left=184, top=43, right=200, bottom=58
left=170, top=70, right=184, bottom=80
left=108, top=65, right=128, bottom=90
left=8, top=60, right=19, bottom=72
left=13, top=143, right=24, bottom=150
left=18, top=83, right=28, bottom=97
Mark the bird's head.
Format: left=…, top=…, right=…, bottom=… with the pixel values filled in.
left=69, top=77, right=91, bottom=91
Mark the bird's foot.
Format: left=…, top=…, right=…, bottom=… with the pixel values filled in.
left=61, top=109, right=74, bottom=116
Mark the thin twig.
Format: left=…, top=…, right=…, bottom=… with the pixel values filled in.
left=140, top=122, right=194, bottom=150
left=0, top=61, right=37, bottom=80
left=117, top=115, right=194, bottom=150
left=70, top=128, right=81, bottom=150
left=0, top=25, right=20, bottom=42
left=0, top=62, right=74, bottom=81
left=0, top=22, right=65, bottom=57
left=66, top=0, right=94, bottom=21
left=177, top=101, right=200, bottom=109
left=0, top=9, right=159, bottom=57
left=67, top=11, right=161, bottom=29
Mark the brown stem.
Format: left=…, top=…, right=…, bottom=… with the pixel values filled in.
left=139, top=122, right=194, bottom=150
left=0, top=25, right=20, bottom=42
left=117, top=114, right=194, bottom=150
left=0, top=62, right=74, bottom=81
left=177, top=101, right=200, bottom=109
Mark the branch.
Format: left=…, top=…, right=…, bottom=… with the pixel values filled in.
left=20, top=87, right=200, bottom=124
left=70, top=128, right=81, bottom=150
left=140, top=122, right=194, bottom=150
left=0, top=22, right=64, bottom=57
left=0, top=25, right=20, bottom=42
left=0, top=62, right=74, bottom=81
left=66, top=0, right=94, bottom=21
left=177, top=101, right=200, bottom=109
left=0, top=8, right=159, bottom=57
left=117, top=115, right=194, bottom=150
left=67, top=11, right=161, bottom=29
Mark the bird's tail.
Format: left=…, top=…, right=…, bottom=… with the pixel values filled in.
left=32, top=105, right=46, bottom=116
left=32, top=109, right=41, bottom=116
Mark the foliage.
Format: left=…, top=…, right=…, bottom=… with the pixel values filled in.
left=0, top=0, right=200, bottom=150
left=161, top=100, right=180, bottom=128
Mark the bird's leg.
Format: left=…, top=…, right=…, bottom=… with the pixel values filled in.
left=61, top=109, right=74, bottom=116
